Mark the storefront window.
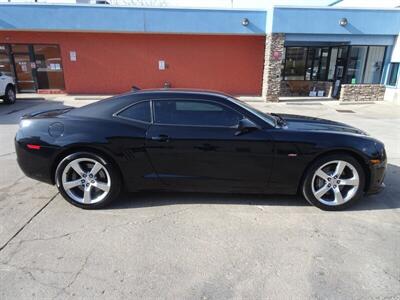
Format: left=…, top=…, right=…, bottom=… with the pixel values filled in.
left=319, top=48, right=329, bottom=80
left=283, top=47, right=307, bottom=80
left=284, top=45, right=386, bottom=84
left=363, top=46, right=385, bottom=84
left=0, top=45, right=13, bottom=77
left=284, top=46, right=330, bottom=81
left=346, top=46, right=368, bottom=84
left=11, top=44, right=29, bottom=53
left=305, top=48, right=315, bottom=80
left=327, top=48, right=338, bottom=80
left=33, top=44, right=65, bottom=90
left=387, top=63, right=399, bottom=86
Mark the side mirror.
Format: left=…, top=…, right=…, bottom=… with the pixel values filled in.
left=235, top=118, right=259, bottom=136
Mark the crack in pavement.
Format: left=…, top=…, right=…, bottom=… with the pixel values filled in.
left=0, top=203, right=202, bottom=298
left=101, top=205, right=201, bottom=233
left=0, top=152, right=15, bottom=158
left=0, top=175, right=26, bottom=194
left=5, top=204, right=198, bottom=249
left=0, top=262, right=69, bottom=293
left=54, top=251, right=93, bottom=299
left=0, top=192, right=59, bottom=252
left=1, top=204, right=198, bottom=267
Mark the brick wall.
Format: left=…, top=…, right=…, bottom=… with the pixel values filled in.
left=340, top=84, right=386, bottom=101
left=1, top=31, right=265, bottom=95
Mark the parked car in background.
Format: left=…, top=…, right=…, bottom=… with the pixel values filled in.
left=0, top=72, right=16, bottom=104
left=15, top=89, right=387, bottom=210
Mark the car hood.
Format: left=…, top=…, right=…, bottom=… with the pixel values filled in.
left=280, top=114, right=367, bottom=135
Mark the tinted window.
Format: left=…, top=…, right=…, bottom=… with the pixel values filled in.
left=33, top=44, right=65, bottom=90
left=363, top=46, right=385, bottom=84
left=388, top=63, right=399, bottom=86
left=283, top=47, right=307, bottom=80
left=118, top=101, right=151, bottom=123
left=346, top=46, right=368, bottom=84
left=154, top=100, right=242, bottom=126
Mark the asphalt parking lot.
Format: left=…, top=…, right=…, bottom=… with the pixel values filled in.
left=0, top=96, right=399, bottom=299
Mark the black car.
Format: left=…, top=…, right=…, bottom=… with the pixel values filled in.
left=15, top=89, right=386, bottom=210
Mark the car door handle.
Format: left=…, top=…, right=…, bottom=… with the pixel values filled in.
left=151, top=135, right=170, bottom=142
left=195, top=144, right=217, bottom=151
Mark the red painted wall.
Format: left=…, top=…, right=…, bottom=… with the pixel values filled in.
left=0, top=31, right=265, bottom=95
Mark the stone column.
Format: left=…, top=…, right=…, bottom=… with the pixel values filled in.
left=262, top=33, right=285, bottom=102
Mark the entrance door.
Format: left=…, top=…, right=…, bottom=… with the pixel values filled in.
left=330, top=46, right=349, bottom=99
left=13, top=53, right=36, bottom=92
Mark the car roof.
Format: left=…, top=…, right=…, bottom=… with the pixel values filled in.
left=67, top=88, right=233, bottom=118
left=126, top=88, right=233, bottom=99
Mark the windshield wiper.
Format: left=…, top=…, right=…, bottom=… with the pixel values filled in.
left=271, top=113, right=286, bottom=126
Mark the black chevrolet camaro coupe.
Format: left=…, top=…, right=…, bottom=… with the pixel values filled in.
left=15, top=89, right=387, bottom=210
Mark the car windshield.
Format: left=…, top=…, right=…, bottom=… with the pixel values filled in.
left=229, top=97, right=277, bottom=127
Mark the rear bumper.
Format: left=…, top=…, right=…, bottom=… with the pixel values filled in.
left=15, top=137, right=57, bottom=185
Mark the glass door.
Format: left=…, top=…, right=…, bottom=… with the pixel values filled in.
left=13, top=54, right=36, bottom=92
left=331, top=46, right=349, bottom=99
left=11, top=45, right=37, bottom=92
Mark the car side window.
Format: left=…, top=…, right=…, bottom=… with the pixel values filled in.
left=153, top=100, right=242, bottom=127
left=117, top=101, right=151, bottom=123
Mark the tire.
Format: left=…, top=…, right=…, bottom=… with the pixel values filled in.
left=302, top=153, right=365, bottom=211
left=3, top=85, right=16, bottom=105
left=55, top=152, right=121, bottom=209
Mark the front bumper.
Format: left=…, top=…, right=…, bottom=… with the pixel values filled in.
left=366, top=158, right=387, bottom=195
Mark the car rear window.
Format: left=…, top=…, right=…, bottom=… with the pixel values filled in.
left=117, top=101, right=151, bottom=123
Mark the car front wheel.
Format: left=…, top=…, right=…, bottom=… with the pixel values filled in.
left=302, top=154, right=365, bottom=210
left=55, top=152, right=121, bottom=209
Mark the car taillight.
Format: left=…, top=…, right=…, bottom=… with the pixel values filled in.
left=26, top=144, right=41, bottom=150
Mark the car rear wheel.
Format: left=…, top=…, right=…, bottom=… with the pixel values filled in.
left=3, top=85, right=16, bottom=104
left=55, top=152, right=121, bottom=209
left=302, top=154, right=365, bottom=210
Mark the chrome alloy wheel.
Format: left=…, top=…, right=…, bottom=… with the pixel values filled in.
left=61, top=158, right=111, bottom=204
left=311, top=160, right=360, bottom=206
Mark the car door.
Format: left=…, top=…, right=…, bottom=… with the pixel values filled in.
left=0, top=72, right=6, bottom=95
left=111, top=100, right=164, bottom=191
left=145, top=98, right=274, bottom=193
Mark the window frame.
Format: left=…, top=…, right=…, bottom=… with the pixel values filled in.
left=387, top=63, right=399, bottom=87
left=151, top=98, right=246, bottom=128
left=32, top=44, right=65, bottom=90
left=113, top=99, right=153, bottom=124
left=282, top=45, right=387, bottom=84
left=282, top=46, right=308, bottom=81
left=344, top=45, right=387, bottom=84
left=283, top=46, right=331, bottom=81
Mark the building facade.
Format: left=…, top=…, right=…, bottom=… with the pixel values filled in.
left=0, top=3, right=399, bottom=101
left=384, top=36, right=400, bottom=104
